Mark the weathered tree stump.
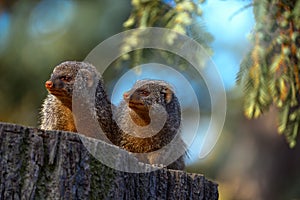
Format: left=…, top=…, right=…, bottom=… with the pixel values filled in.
left=0, top=122, right=218, bottom=199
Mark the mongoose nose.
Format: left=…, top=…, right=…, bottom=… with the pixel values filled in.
left=45, top=81, right=53, bottom=89
left=123, top=92, right=130, bottom=100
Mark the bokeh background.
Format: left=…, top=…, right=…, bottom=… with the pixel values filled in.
left=0, top=0, right=299, bottom=199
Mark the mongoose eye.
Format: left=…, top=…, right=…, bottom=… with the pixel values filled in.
left=139, top=90, right=150, bottom=96
left=60, top=76, right=72, bottom=82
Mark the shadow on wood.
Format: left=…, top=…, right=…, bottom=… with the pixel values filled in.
left=0, top=122, right=218, bottom=199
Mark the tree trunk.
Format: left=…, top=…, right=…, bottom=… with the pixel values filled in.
left=0, top=122, right=218, bottom=200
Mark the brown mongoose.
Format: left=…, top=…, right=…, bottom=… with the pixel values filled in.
left=41, top=62, right=185, bottom=169
left=40, top=61, right=119, bottom=144
left=115, top=80, right=186, bottom=169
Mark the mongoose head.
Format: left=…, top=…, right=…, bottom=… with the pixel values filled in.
left=123, top=79, right=175, bottom=125
left=45, top=61, right=97, bottom=109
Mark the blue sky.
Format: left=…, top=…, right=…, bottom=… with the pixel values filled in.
left=188, top=0, right=255, bottom=162
left=202, top=0, right=255, bottom=89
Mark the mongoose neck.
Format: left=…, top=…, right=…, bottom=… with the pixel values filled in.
left=129, top=109, right=151, bottom=126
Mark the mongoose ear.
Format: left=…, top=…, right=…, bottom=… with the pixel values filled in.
left=163, top=88, right=173, bottom=104
left=79, top=69, right=94, bottom=88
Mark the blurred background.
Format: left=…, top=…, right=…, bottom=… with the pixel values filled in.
left=0, top=0, right=299, bottom=199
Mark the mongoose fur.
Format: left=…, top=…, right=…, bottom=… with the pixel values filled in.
left=41, top=62, right=185, bottom=169
left=115, top=80, right=186, bottom=169
left=40, top=61, right=119, bottom=144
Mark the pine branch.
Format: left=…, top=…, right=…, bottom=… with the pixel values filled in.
left=238, top=0, right=300, bottom=147
left=118, top=0, right=213, bottom=69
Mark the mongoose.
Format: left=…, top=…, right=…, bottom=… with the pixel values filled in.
left=40, top=61, right=119, bottom=144
left=115, top=80, right=186, bottom=169
left=41, top=63, right=185, bottom=169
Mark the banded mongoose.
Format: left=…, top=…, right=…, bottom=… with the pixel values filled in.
left=115, top=80, right=186, bottom=169
left=40, top=61, right=119, bottom=144
left=41, top=62, right=186, bottom=169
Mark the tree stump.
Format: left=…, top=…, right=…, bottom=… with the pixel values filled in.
left=0, top=122, right=218, bottom=199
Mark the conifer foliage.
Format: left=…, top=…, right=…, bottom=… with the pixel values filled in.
left=119, top=0, right=212, bottom=68
left=238, top=0, right=300, bottom=147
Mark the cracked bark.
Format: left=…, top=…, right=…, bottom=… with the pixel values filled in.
left=0, top=122, right=218, bottom=200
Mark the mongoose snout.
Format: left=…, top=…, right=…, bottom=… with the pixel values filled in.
left=45, top=80, right=53, bottom=89
left=125, top=90, right=150, bottom=115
